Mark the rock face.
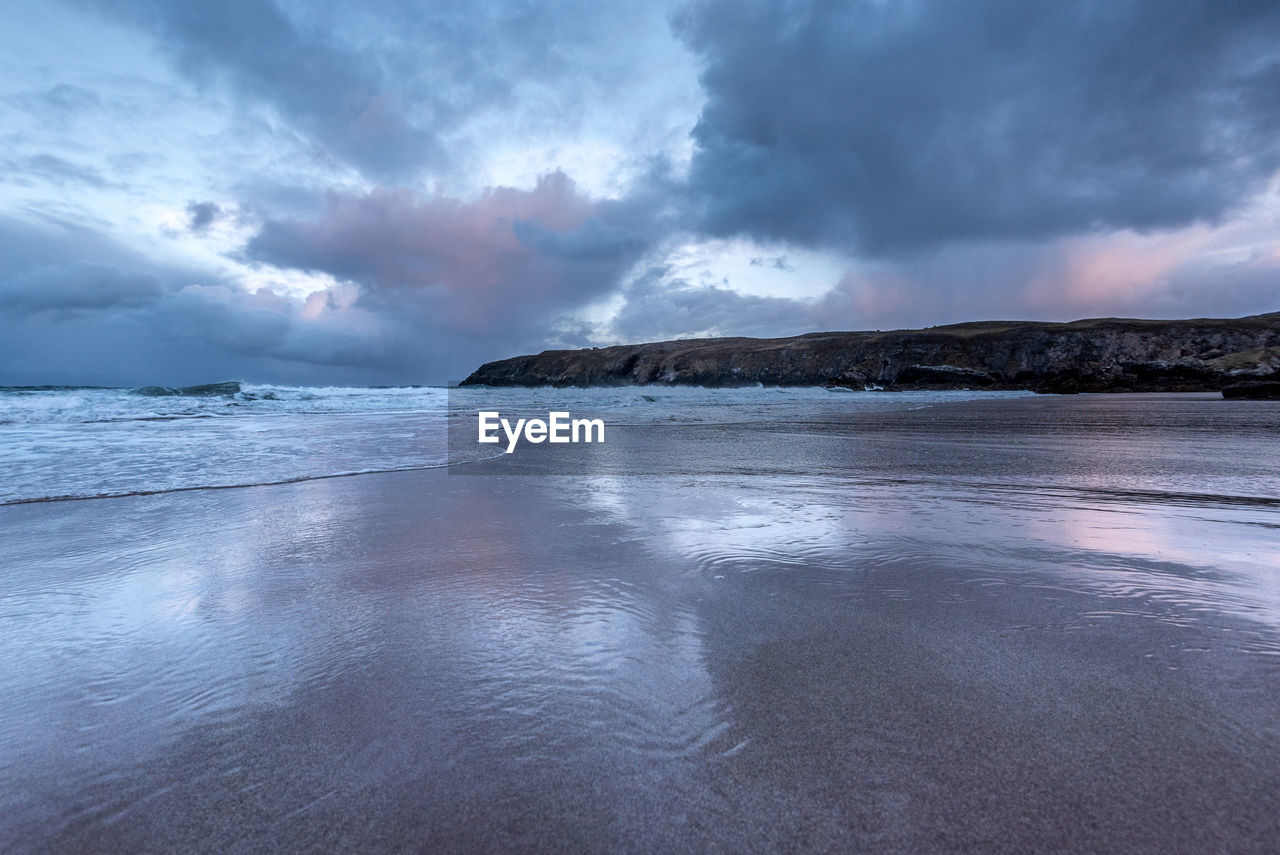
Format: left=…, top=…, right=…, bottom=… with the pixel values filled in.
left=460, top=313, right=1280, bottom=392
left=1222, top=381, right=1280, bottom=400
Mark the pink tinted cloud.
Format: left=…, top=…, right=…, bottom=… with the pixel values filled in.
left=823, top=216, right=1280, bottom=332
left=300, top=282, right=359, bottom=320
left=249, top=171, right=635, bottom=335
left=1020, top=230, right=1216, bottom=315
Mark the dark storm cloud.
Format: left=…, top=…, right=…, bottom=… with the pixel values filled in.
left=512, top=216, right=648, bottom=262
left=675, top=0, right=1280, bottom=254
left=0, top=217, right=428, bottom=385
left=0, top=262, right=162, bottom=314
left=82, top=0, right=441, bottom=178
left=186, top=201, right=222, bottom=232
left=0, top=294, right=410, bottom=387
left=155, top=286, right=290, bottom=355
left=0, top=215, right=152, bottom=275
left=79, top=0, right=649, bottom=181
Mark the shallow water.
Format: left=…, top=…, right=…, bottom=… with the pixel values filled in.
left=1, top=393, right=1278, bottom=851
left=0, top=384, right=1022, bottom=504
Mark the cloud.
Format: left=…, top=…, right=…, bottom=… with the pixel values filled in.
left=186, top=201, right=222, bottom=232
left=748, top=255, right=794, bottom=272
left=569, top=217, right=1280, bottom=346
left=0, top=262, right=163, bottom=314
left=0, top=275, right=413, bottom=386
left=0, top=193, right=654, bottom=385
left=76, top=0, right=685, bottom=184
left=6, top=0, right=1280, bottom=385
left=34, top=83, right=103, bottom=115
left=823, top=229, right=1280, bottom=331
left=0, top=217, right=427, bottom=385
left=80, top=0, right=440, bottom=179
left=597, top=265, right=826, bottom=342
left=0, top=154, right=115, bottom=189
left=247, top=171, right=651, bottom=342
left=674, top=0, right=1280, bottom=254
left=5, top=83, right=104, bottom=133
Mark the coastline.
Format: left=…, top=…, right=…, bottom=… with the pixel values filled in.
left=460, top=313, right=1280, bottom=393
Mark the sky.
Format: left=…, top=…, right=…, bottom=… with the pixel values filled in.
left=1, top=0, right=1279, bottom=385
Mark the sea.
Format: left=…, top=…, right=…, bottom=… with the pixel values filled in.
left=0, top=382, right=1026, bottom=505
left=2, top=383, right=1278, bottom=851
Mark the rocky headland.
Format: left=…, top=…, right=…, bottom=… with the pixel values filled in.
left=460, top=313, right=1280, bottom=394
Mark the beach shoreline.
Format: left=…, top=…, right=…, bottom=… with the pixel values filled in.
left=2, top=393, right=1279, bottom=852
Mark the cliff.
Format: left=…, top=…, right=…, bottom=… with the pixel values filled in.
left=460, top=313, right=1280, bottom=393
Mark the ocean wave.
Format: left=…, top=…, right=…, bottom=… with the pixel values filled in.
left=0, top=383, right=452, bottom=425
left=0, top=459, right=500, bottom=507
left=132, top=381, right=243, bottom=397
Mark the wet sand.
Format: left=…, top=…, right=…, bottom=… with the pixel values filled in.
left=2, top=394, right=1279, bottom=852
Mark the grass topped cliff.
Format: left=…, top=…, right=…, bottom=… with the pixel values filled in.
left=460, top=313, right=1280, bottom=393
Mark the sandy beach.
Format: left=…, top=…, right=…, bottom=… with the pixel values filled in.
left=2, top=394, right=1279, bottom=852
